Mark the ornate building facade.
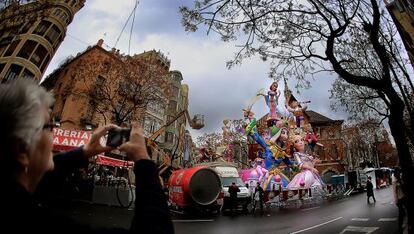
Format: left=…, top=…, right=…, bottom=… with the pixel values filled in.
left=41, top=40, right=170, bottom=154
left=159, top=70, right=189, bottom=168
left=0, top=0, right=84, bottom=82
left=385, top=0, right=414, bottom=67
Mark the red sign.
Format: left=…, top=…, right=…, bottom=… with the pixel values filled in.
left=52, top=128, right=93, bottom=151
left=96, top=155, right=134, bottom=167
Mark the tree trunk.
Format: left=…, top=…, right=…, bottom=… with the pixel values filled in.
left=388, top=98, right=414, bottom=233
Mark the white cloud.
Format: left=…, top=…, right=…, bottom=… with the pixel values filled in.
left=44, top=0, right=346, bottom=141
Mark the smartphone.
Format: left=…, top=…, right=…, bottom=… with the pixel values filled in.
left=106, top=128, right=131, bottom=147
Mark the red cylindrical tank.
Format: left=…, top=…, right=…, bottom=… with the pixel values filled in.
left=168, top=166, right=221, bottom=207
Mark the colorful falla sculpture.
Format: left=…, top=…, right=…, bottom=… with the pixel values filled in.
left=242, top=79, right=324, bottom=191
left=287, top=135, right=324, bottom=189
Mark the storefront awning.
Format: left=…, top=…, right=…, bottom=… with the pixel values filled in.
left=96, top=155, right=134, bottom=167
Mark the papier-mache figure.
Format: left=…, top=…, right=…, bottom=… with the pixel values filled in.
left=254, top=157, right=269, bottom=185
left=304, top=124, right=324, bottom=153
left=263, top=81, right=281, bottom=127
left=243, top=109, right=274, bottom=169
left=222, top=119, right=231, bottom=142
left=286, top=96, right=309, bottom=128
left=269, top=126, right=294, bottom=167
left=287, top=135, right=324, bottom=189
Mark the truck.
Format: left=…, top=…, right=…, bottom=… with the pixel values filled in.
left=168, top=166, right=223, bottom=214
left=196, top=162, right=251, bottom=212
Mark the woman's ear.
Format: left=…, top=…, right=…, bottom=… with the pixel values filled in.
left=12, top=140, right=30, bottom=169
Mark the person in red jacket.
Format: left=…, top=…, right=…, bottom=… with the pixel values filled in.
left=228, top=182, right=240, bottom=215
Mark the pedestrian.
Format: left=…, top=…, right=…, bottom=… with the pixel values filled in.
left=0, top=79, right=174, bottom=234
left=228, top=182, right=240, bottom=214
left=241, top=183, right=250, bottom=215
left=366, top=176, right=376, bottom=203
left=252, top=182, right=264, bottom=215
left=393, top=171, right=407, bottom=233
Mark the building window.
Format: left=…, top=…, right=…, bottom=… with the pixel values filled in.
left=30, top=44, right=48, bottom=67
left=54, top=8, right=69, bottom=25
left=34, top=20, right=51, bottom=36
left=0, top=63, right=5, bottom=74
left=17, top=40, right=37, bottom=59
left=331, top=144, right=338, bottom=160
left=4, top=40, right=20, bottom=57
left=168, top=100, right=177, bottom=112
left=21, top=69, right=35, bottom=80
left=45, top=25, right=61, bottom=45
left=20, top=21, right=34, bottom=34
left=40, top=54, right=50, bottom=73
left=165, top=132, right=174, bottom=143
left=3, top=64, right=23, bottom=83
left=0, top=44, right=6, bottom=56
left=54, top=8, right=63, bottom=16
left=172, top=86, right=179, bottom=97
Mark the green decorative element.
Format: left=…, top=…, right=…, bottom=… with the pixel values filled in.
left=245, top=118, right=257, bottom=134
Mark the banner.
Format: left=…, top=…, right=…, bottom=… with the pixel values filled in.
left=52, top=128, right=92, bottom=151
left=96, top=155, right=134, bottom=167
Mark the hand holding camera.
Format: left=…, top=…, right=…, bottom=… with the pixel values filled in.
left=84, top=123, right=148, bottom=162
left=106, top=128, right=131, bottom=147
left=83, top=124, right=117, bottom=158
left=118, top=124, right=150, bottom=162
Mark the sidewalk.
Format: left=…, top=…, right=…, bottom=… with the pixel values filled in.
left=49, top=201, right=133, bottom=229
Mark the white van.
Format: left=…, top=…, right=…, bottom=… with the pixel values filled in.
left=197, top=162, right=250, bottom=210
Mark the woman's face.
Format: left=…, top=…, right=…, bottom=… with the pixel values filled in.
left=270, top=83, right=278, bottom=91
left=280, top=129, right=288, bottom=141
left=27, top=106, right=54, bottom=187
left=293, top=135, right=305, bottom=152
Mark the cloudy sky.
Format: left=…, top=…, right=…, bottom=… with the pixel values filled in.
left=44, top=0, right=348, bottom=139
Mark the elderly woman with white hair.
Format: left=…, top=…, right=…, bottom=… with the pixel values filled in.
left=0, top=79, right=173, bottom=234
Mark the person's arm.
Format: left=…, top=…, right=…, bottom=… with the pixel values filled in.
left=119, top=124, right=174, bottom=234
left=130, top=160, right=174, bottom=234
left=35, top=125, right=116, bottom=202
left=51, top=147, right=89, bottom=179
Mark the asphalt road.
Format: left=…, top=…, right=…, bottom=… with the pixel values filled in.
left=173, top=187, right=400, bottom=234
left=54, top=186, right=401, bottom=234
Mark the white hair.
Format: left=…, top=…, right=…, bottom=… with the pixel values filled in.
left=0, top=79, right=54, bottom=154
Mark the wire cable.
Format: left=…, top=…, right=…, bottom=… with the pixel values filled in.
left=113, top=4, right=135, bottom=49
left=128, top=0, right=139, bottom=55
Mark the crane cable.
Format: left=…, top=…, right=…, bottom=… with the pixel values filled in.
left=113, top=0, right=139, bottom=52
left=128, top=0, right=138, bottom=55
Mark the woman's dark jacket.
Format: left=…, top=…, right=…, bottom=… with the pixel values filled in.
left=1, top=148, right=174, bottom=234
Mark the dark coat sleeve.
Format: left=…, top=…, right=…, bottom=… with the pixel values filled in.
left=34, top=147, right=89, bottom=202
left=130, top=159, right=174, bottom=234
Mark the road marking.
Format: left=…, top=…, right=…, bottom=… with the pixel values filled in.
left=351, top=218, right=369, bottom=221
left=301, top=206, right=320, bottom=211
left=339, top=226, right=379, bottom=234
left=173, top=219, right=214, bottom=223
left=290, top=217, right=343, bottom=234
left=378, top=218, right=397, bottom=222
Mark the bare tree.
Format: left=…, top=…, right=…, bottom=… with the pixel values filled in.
left=181, top=1, right=414, bottom=227
left=71, top=54, right=170, bottom=126
left=85, top=56, right=167, bottom=125
left=343, top=120, right=389, bottom=168
left=196, top=119, right=246, bottom=163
